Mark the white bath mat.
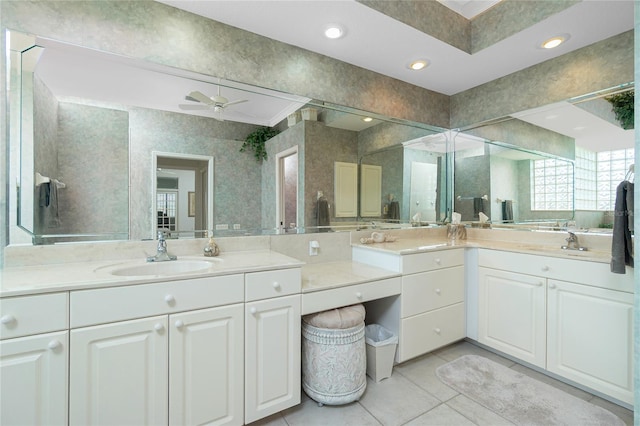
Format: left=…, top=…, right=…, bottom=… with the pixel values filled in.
left=436, top=355, right=624, bottom=426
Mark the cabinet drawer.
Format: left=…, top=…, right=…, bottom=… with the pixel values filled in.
left=478, top=249, right=633, bottom=293
left=70, top=274, right=244, bottom=328
left=401, top=249, right=464, bottom=275
left=398, top=302, right=465, bottom=362
left=402, top=266, right=464, bottom=317
left=301, top=277, right=401, bottom=315
left=245, top=268, right=301, bottom=302
left=1, top=293, right=68, bottom=339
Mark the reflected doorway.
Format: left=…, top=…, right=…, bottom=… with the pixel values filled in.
left=276, top=147, right=298, bottom=232
left=410, top=162, right=438, bottom=222
left=152, top=152, right=213, bottom=238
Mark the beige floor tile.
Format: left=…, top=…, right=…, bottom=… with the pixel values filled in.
left=403, top=403, right=477, bottom=426
left=394, top=353, right=459, bottom=402
left=433, top=341, right=515, bottom=368
left=358, top=374, right=440, bottom=426
left=246, top=412, right=288, bottom=426
left=445, top=395, right=514, bottom=426
left=588, top=396, right=634, bottom=426
left=282, top=395, right=381, bottom=426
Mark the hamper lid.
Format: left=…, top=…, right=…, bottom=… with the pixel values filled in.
left=302, top=304, right=365, bottom=329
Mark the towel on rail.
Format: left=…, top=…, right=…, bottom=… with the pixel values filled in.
left=388, top=201, right=400, bottom=220
left=317, top=198, right=330, bottom=227
left=611, top=180, right=633, bottom=273
left=501, top=200, right=513, bottom=222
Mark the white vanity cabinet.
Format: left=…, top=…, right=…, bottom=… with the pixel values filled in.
left=476, top=249, right=634, bottom=405
left=547, top=279, right=634, bottom=404
left=244, top=269, right=301, bottom=424
left=478, top=267, right=546, bottom=368
left=397, top=249, right=465, bottom=362
left=69, top=274, right=245, bottom=426
left=0, top=293, right=69, bottom=426
left=0, top=293, right=69, bottom=425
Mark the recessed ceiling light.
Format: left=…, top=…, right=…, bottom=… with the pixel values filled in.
left=541, top=35, right=569, bottom=49
left=409, top=60, right=429, bottom=71
left=324, top=24, right=345, bottom=39
left=362, top=117, right=373, bottom=122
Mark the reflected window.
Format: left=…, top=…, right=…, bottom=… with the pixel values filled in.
left=531, top=159, right=574, bottom=211
left=157, top=192, right=177, bottom=232
left=575, top=147, right=597, bottom=210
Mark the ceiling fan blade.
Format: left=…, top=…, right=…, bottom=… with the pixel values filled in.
left=223, top=99, right=249, bottom=107
left=179, top=104, right=211, bottom=110
left=188, top=91, right=214, bottom=105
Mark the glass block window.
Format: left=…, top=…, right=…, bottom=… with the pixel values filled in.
left=531, top=158, right=574, bottom=211
left=574, top=146, right=597, bottom=210
left=596, top=148, right=634, bottom=211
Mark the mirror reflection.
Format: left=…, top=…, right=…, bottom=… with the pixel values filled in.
left=453, top=132, right=575, bottom=227
left=9, top=30, right=447, bottom=244
left=452, top=83, right=634, bottom=231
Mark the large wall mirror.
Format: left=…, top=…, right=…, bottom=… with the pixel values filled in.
left=452, top=82, right=634, bottom=231
left=8, top=30, right=448, bottom=245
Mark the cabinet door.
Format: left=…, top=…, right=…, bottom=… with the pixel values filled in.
left=478, top=267, right=546, bottom=368
left=360, top=164, right=382, bottom=217
left=170, top=304, right=244, bottom=426
left=245, top=295, right=301, bottom=424
left=0, top=331, right=68, bottom=426
left=547, top=279, right=634, bottom=404
left=69, top=316, right=168, bottom=426
left=334, top=161, right=358, bottom=217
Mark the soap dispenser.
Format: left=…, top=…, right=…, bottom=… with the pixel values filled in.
left=204, top=233, right=220, bottom=257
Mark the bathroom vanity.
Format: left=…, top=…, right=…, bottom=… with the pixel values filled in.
left=0, top=249, right=304, bottom=426
left=0, top=228, right=635, bottom=425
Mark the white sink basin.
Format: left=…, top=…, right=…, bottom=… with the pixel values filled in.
left=107, top=259, right=221, bottom=277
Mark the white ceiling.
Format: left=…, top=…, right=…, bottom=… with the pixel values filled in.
left=155, top=0, right=635, bottom=151
left=158, top=0, right=633, bottom=96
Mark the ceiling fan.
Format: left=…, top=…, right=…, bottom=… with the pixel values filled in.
left=179, top=85, right=248, bottom=120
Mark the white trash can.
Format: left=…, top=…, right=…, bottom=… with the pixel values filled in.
left=364, top=324, right=398, bottom=382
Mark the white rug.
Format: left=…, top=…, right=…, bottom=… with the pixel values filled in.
left=436, top=355, right=624, bottom=426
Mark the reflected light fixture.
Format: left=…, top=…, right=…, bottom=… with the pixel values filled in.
left=541, top=35, right=567, bottom=49
left=362, top=117, right=373, bottom=122
left=324, top=24, right=345, bottom=39
left=409, top=60, right=429, bottom=70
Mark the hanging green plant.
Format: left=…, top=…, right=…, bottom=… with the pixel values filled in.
left=605, top=91, right=634, bottom=130
left=240, top=126, right=280, bottom=162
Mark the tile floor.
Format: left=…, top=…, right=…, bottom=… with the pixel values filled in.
left=251, top=340, right=634, bottom=426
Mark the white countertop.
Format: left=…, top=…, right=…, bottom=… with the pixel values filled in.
left=1, top=249, right=303, bottom=297
left=1, top=234, right=613, bottom=298
left=352, top=237, right=611, bottom=263
left=301, top=261, right=400, bottom=293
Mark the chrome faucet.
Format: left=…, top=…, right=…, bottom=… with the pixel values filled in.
left=561, top=231, right=587, bottom=251
left=147, top=230, right=177, bottom=262
left=566, top=231, right=579, bottom=248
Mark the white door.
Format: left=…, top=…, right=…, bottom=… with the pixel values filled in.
left=245, top=295, right=301, bottom=424
left=547, top=279, right=634, bottom=404
left=410, top=162, right=438, bottom=222
left=478, top=267, right=546, bottom=367
left=169, top=304, right=244, bottom=426
left=0, top=331, right=68, bottom=426
left=69, top=316, right=168, bottom=426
